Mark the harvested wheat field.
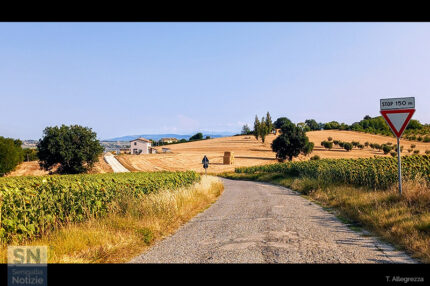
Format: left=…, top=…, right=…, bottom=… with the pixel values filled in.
left=6, top=155, right=113, bottom=177
left=116, top=130, right=430, bottom=174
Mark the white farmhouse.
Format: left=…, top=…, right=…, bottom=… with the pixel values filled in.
left=130, top=138, right=152, bottom=155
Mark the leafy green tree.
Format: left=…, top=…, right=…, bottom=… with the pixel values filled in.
left=37, top=125, right=104, bottom=174
left=273, top=117, right=292, bottom=129
left=297, top=123, right=311, bottom=132
left=304, top=119, right=320, bottom=131
left=241, top=124, right=251, bottom=135
left=253, top=115, right=260, bottom=140
left=23, top=148, right=38, bottom=161
left=0, top=136, right=24, bottom=176
left=258, top=117, right=269, bottom=143
left=271, top=121, right=314, bottom=161
left=189, top=132, right=203, bottom=141
left=265, top=112, right=274, bottom=133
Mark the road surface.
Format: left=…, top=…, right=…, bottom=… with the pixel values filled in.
left=104, top=153, right=129, bottom=173
left=131, top=178, right=416, bottom=263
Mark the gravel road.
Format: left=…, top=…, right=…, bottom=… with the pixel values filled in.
left=104, top=153, right=129, bottom=173
left=130, top=178, right=416, bottom=263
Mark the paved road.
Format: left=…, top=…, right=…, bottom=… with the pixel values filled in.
left=104, top=153, right=129, bottom=173
left=130, top=178, right=416, bottom=263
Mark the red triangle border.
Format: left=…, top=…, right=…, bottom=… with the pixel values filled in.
left=380, top=109, right=415, bottom=138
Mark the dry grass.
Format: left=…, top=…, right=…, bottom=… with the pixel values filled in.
left=221, top=172, right=430, bottom=263
left=0, top=176, right=224, bottom=263
left=6, top=155, right=113, bottom=177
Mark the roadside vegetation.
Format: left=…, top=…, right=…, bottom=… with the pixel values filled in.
left=221, top=155, right=430, bottom=262
left=0, top=171, right=223, bottom=262
left=0, top=136, right=25, bottom=176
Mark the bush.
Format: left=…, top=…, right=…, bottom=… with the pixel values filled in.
left=310, top=155, right=320, bottom=160
left=390, top=151, right=397, bottom=157
left=321, top=141, right=333, bottom=150
left=327, top=137, right=333, bottom=141
left=425, top=150, right=430, bottom=155
left=365, top=142, right=369, bottom=147
left=423, top=136, right=430, bottom=143
left=343, top=142, right=353, bottom=151
left=351, top=141, right=360, bottom=147
left=414, top=150, right=420, bottom=154
left=333, top=140, right=340, bottom=145
left=382, top=145, right=393, bottom=155
left=411, top=144, right=416, bottom=149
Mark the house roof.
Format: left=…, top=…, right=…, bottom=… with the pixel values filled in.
left=130, top=137, right=151, bottom=143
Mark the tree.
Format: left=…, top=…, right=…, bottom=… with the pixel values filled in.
left=37, top=125, right=104, bottom=174
left=189, top=132, right=203, bottom=141
left=253, top=115, right=260, bottom=140
left=258, top=117, right=269, bottom=143
left=273, top=117, right=292, bottom=129
left=0, top=136, right=24, bottom=176
left=271, top=121, right=314, bottom=161
left=265, top=112, right=274, bottom=133
left=241, top=124, right=251, bottom=135
left=297, top=123, right=311, bottom=132
left=305, top=119, right=320, bottom=131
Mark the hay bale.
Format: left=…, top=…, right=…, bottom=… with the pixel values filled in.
left=223, top=151, right=234, bottom=165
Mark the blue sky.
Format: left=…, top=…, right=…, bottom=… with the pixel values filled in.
left=1, top=23, right=429, bottom=140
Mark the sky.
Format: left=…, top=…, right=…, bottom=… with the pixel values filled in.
left=0, top=23, right=429, bottom=140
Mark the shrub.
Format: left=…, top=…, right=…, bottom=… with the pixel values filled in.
left=414, top=150, right=420, bottom=154
left=343, top=142, right=353, bottom=151
left=411, top=144, right=416, bottom=149
left=390, top=151, right=397, bottom=157
left=382, top=145, right=392, bottom=155
left=333, top=140, right=340, bottom=145
left=327, top=137, right=333, bottom=141
left=423, top=136, right=430, bottom=143
left=310, top=155, right=321, bottom=160
left=351, top=141, right=360, bottom=147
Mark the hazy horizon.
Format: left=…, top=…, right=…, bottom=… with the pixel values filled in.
left=1, top=23, right=429, bottom=140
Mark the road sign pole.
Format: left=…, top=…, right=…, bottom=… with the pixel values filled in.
left=397, top=137, right=402, bottom=195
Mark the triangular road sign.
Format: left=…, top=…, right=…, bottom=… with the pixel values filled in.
left=380, top=109, right=415, bottom=138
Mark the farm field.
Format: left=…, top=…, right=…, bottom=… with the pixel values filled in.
left=6, top=130, right=430, bottom=177
left=116, top=130, right=430, bottom=174
left=6, top=155, right=113, bottom=177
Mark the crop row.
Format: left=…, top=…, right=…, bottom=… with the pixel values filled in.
left=0, top=171, right=200, bottom=243
left=235, top=155, right=430, bottom=190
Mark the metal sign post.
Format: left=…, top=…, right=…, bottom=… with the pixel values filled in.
left=202, top=155, right=209, bottom=175
left=380, top=97, right=415, bottom=195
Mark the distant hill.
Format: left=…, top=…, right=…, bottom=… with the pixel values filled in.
left=103, top=132, right=236, bottom=142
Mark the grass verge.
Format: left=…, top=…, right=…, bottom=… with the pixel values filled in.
left=220, top=172, right=430, bottom=263
left=0, top=175, right=223, bottom=263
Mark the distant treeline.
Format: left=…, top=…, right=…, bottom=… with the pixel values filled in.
left=151, top=132, right=211, bottom=146
left=242, top=115, right=428, bottom=139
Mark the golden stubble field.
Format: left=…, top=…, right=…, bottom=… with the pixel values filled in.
left=116, top=130, right=430, bottom=174
left=7, top=130, right=430, bottom=176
